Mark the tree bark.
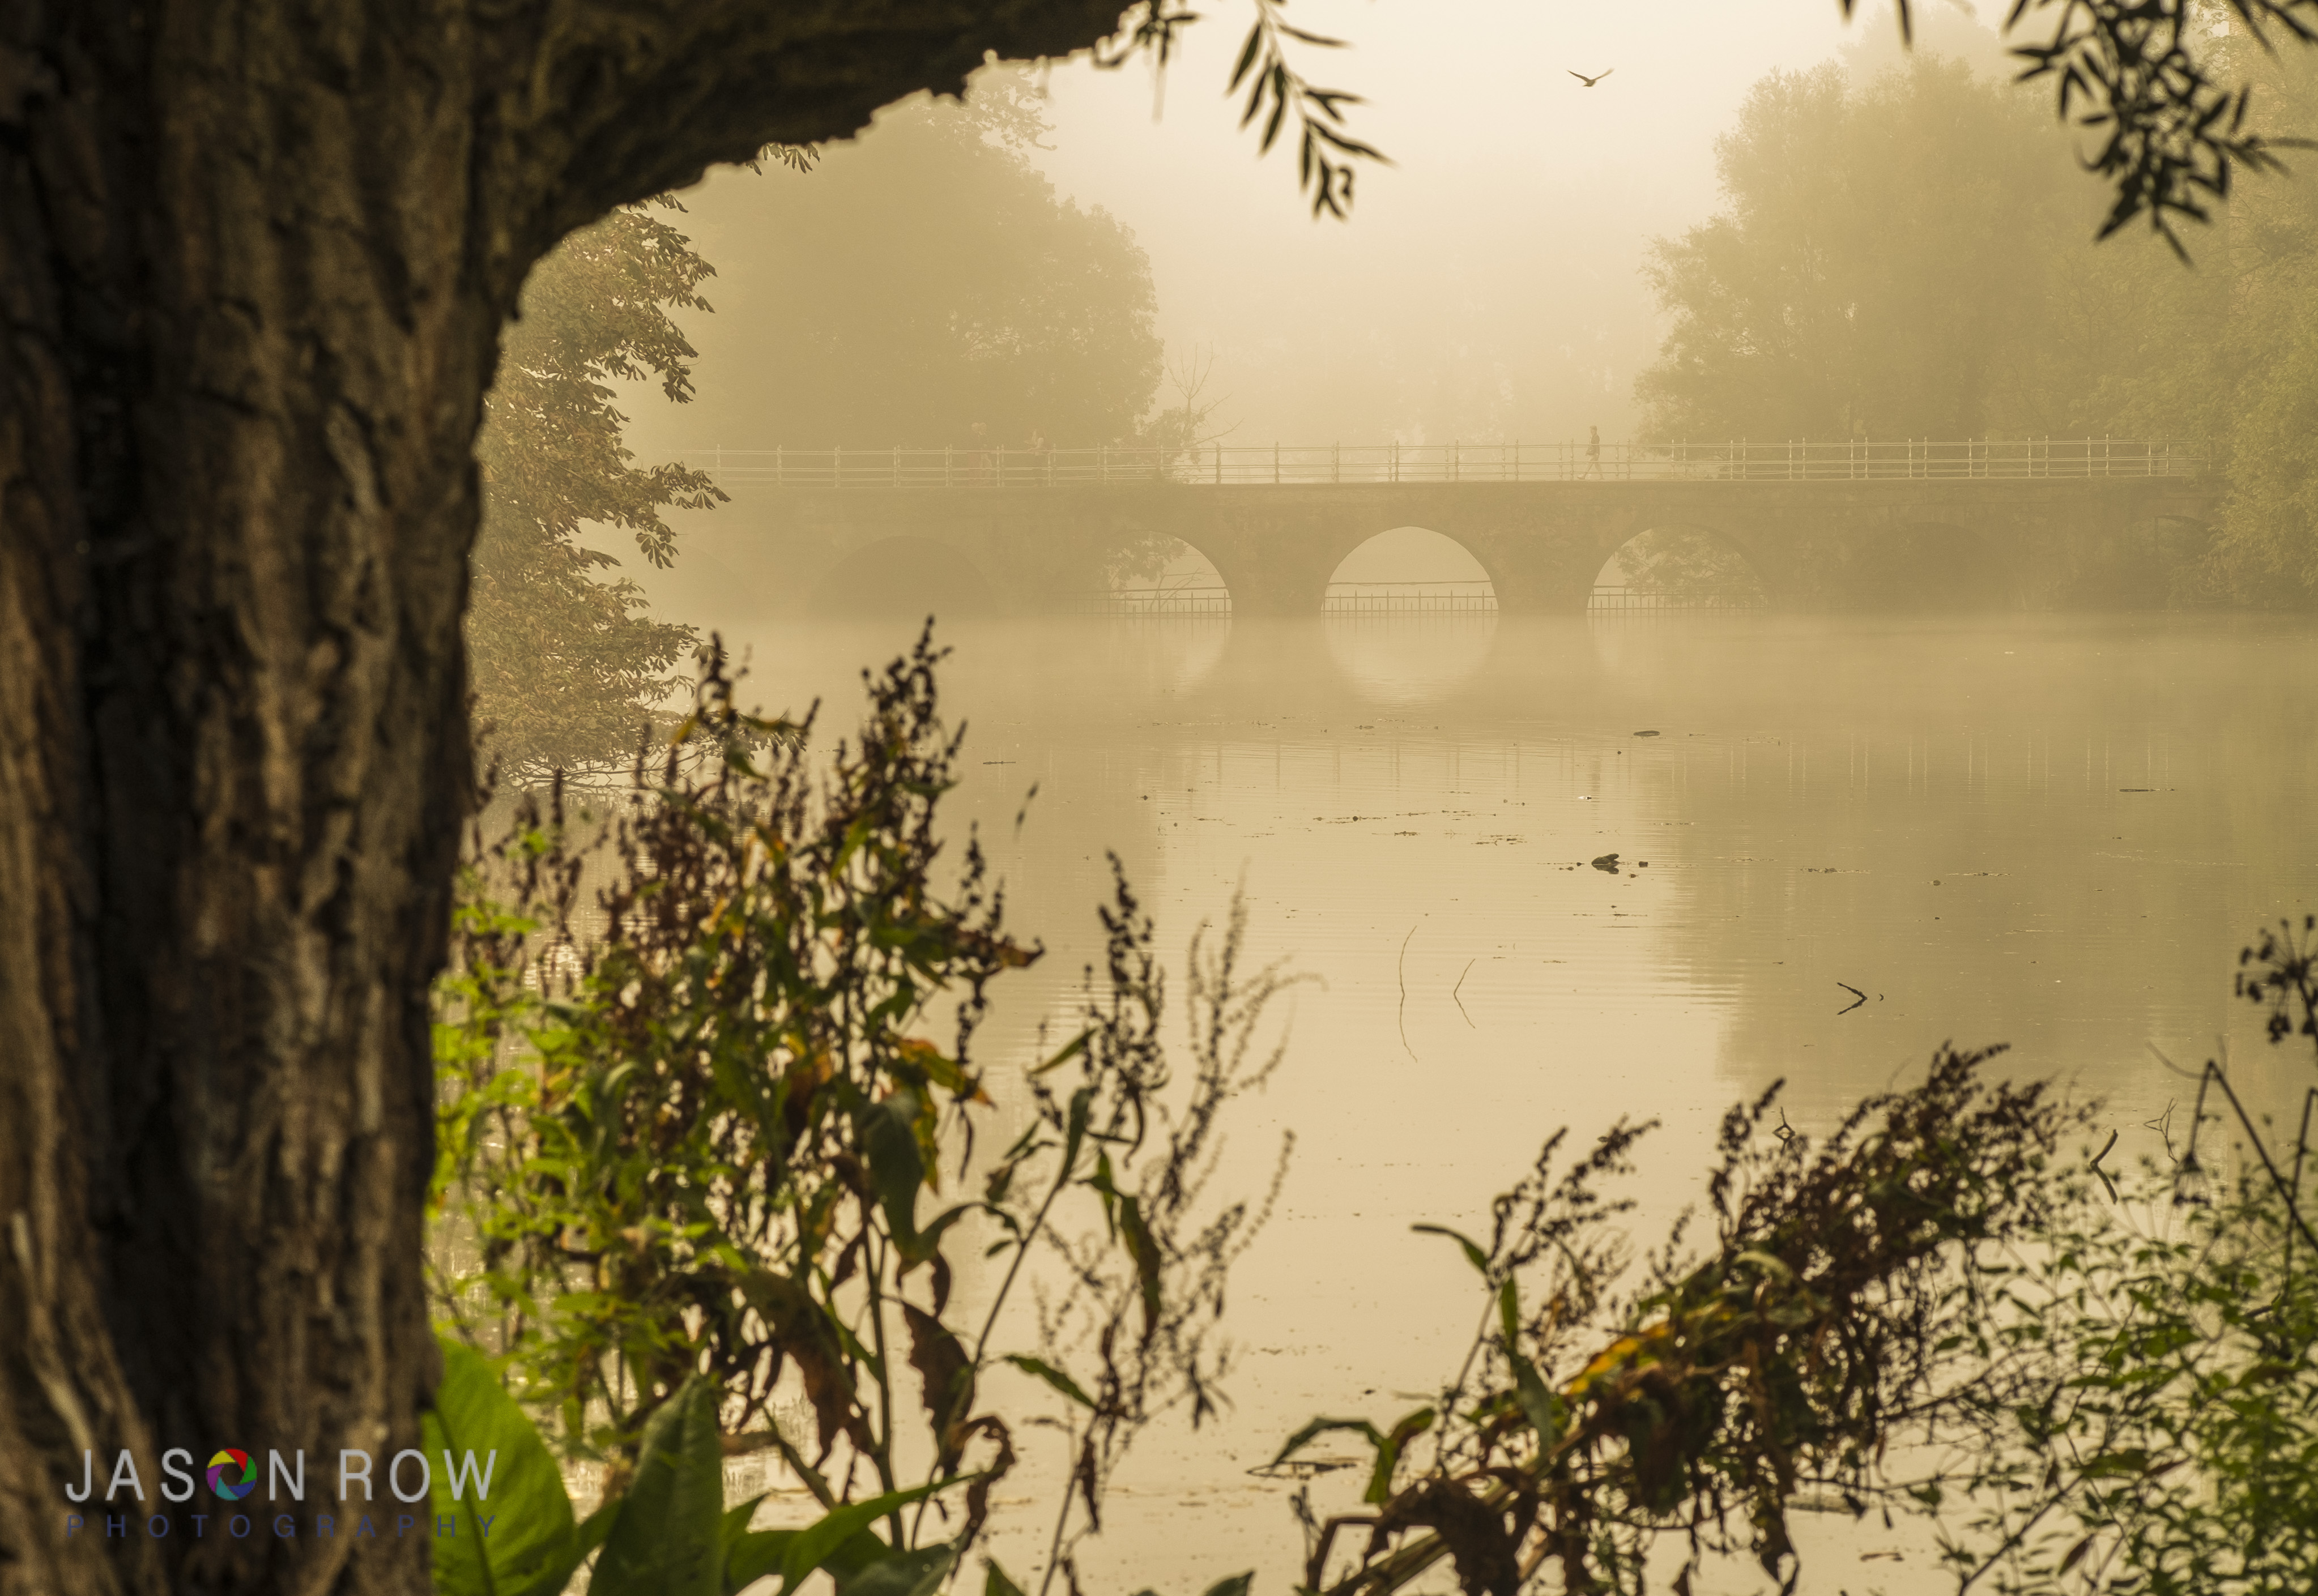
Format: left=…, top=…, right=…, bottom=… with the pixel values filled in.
left=0, top=5, right=1131, bottom=1592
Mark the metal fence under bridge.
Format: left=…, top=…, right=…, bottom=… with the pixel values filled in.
left=691, top=438, right=2202, bottom=490
left=1069, top=582, right=1767, bottom=617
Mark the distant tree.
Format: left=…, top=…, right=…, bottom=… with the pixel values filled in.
left=680, top=75, right=1162, bottom=450
left=1885, top=21, right=2318, bottom=607
left=1641, top=23, right=2318, bottom=607
left=1637, top=58, right=2075, bottom=445
left=470, top=200, right=724, bottom=780
left=2183, top=38, right=2318, bottom=605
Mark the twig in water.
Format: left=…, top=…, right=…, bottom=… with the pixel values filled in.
left=2145, top=1096, right=2178, bottom=1165
left=2089, top=1128, right=2120, bottom=1203
left=1397, top=923, right=1417, bottom=1062
left=1837, top=981, right=1867, bottom=1015
left=1452, top=959, right=1476, bottom=1029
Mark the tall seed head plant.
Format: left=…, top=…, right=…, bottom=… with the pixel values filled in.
left=428, top=630, right=1293, bottom=1585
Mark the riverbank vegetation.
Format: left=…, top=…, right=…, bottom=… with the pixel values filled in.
left=425, top=642, right=2318, bottom=1595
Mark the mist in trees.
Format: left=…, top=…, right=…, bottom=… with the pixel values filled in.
left=1635, top=57, right=2080, bottom=446
left=662, top=74, right=1164, bottom=453
left=1637, top=35, right=2318, bottom=606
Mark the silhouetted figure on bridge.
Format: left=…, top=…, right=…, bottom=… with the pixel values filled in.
left=1584, top=425, right=1603, bottom=479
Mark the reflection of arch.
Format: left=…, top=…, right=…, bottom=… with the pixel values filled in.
left=1591, top=522, right=1769, bottom=612
left=1324, top=526, right=1499, bottom=615
left=812, top=536, right=998, bottom=620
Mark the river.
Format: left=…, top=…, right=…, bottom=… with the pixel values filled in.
left=701, top=608, right=2318, bottom=1595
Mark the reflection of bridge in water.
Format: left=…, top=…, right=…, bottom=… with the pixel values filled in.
left=678, top=439, right=2218, bottom=618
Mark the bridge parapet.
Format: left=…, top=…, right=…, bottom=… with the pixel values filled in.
left=685, top=438, right=2203, bottom=491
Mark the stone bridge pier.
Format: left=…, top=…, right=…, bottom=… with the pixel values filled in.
left=660, top=473, right=2223, bottom=624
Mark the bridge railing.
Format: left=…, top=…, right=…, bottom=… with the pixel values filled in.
left=686, top=438, right=2202, bottom=488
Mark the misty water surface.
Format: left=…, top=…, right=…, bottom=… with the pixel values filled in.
left=711, top=609, right=2316, bottom=1595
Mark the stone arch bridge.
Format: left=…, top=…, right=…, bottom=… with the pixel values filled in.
left=676, top=441, right=2218, bottom=617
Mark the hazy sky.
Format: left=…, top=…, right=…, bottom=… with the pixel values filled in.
left=1020, top=0, right=2029, bottom=445
left=630, top=1, right=2030, bottom=457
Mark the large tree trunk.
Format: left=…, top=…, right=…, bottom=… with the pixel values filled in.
left=0, top=6, right=1130, bottom=1592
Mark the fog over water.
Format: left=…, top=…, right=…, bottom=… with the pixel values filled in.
left=667, top=603, right=2317, bottom=1594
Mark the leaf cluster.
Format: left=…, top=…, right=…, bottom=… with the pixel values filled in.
left=1105, top=1, right=1386, bottom=219
left=1277, top=1046, right=2083, bottom=1596
left=1996, top=0, right=2318, bottom=253
left=1834, top=0, right=2318, bottom=252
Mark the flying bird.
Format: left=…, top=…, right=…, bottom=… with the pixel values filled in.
left=1569, top=69, right=1614, bottom=87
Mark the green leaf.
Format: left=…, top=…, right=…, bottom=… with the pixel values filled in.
left=721, top=1494, right=768, bottom=1546
left=1510, top=1351, right=1567, bottom=1452
left=591, top=1377, right=726, bottom=1596
left=985, top=1559, right=1029, bottom=1596
left=719, top=1497, right=792, bottom=1596
left=777, top=1480, right=965, bottom=1596
left=1363, top=1407, right=1434, bottom=1505
left=1412, top=1223, right=1492, bottom=1277
left=1003, top=1354, right=1096, bottom=1409
left=1272, top=1415, right=1385, bottom=1469
left=1119, top=1194, right=1164, bottom=1337
left=572, top=1496, right=618, bottom=1565
left=1497, top=1276, right=1520, bottom=1349
left=1028, top=1030, right=1089, bottom=1077
left=838, top=1544, right=957, bottom=1596
left=1202, top=1577, right=1255, bottom=1596
left=1229, top=22, right=1264, bottom=92
left=820, top=1529, right=896, bottom=1585
left=423, top=1337, right=582, bottom=1596
left=858, top=1090, right=928, bottom=1248
left=725, top=1529, right=798, bottom=1595
left=1060, top=1086, right=1094, bottom=1179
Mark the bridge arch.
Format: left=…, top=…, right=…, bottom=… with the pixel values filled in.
left=809, top=535, right=999, bottom=620
left=1323, top=525, right=1501, bottom=614
left=1590, top=521, right=1770, bottom=613
left=1103, top=534, right=1234, bottom=616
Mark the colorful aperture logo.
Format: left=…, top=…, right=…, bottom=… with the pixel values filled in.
left=205, top=1449, right=255, bottom=1501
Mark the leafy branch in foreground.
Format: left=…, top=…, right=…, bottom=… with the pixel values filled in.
left=1106, top=0, right=1387, bottom=219
left=1847, top=0, right=2318, bottom=252
left=1275, top=1047, right=2083, bottom=1596
left=2006, top=0, right=2318, bottom=253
